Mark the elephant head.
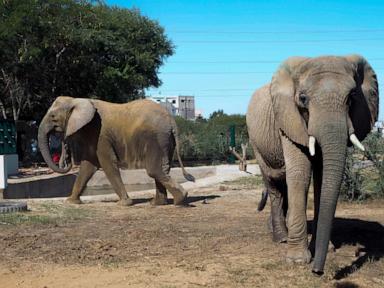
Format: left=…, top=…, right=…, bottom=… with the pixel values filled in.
left=270, top=55, right=378, bottom=273
left=38, top=96, right=96, bottom=173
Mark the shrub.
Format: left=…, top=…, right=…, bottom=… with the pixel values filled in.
left=175, top=112, right=253, bottom=163
left=340, top=132, right=384, bottom=201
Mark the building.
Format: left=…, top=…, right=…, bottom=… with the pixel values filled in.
left=148, top=95, right=197, bottom=120
left=373, top=121, right=384, bottom=136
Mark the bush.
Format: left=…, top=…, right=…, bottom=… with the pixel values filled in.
left=340, top=132, right=384, bottom=201
left=175, top=111, right=253, bottom=163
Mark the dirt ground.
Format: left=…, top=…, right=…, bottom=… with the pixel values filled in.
left=0, top=177, right=383, bottom=288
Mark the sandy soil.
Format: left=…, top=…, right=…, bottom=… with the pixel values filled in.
left=0, top=181, right=383, bottom=288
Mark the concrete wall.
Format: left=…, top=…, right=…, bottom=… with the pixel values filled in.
left=2, top=165, right=260, bottom=199
left=3, top=166, right=216, bottom=199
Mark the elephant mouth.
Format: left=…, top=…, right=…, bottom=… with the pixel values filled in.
left=38, top=124, right=72, bottom=173
left=54, top=126, right=64, bottom=132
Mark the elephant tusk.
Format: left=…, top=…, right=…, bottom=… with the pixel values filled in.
left=309, top=136, right=316, bottom=156
left=350, top=134, right=365, bottom=151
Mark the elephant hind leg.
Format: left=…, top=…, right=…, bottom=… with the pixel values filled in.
left=148, top=171, right=187, bottom=206
left=268, top=182, right=288, bottom=243
left=146, top=150, right=186, bottom=206
left=151, top=180, right=168, bottom=206
left=161, top=177, right=188, bottom=205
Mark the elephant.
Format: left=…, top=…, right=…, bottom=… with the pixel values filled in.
left=246, top=55, right=378, bottom=274
left=38, top=97, right=195, bottom=206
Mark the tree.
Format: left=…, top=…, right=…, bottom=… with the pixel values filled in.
left=175, top=113, right=251, bottom=162
left=209, top=109, right=225, bottom=119
left=0, top=0, right=173, bottom=120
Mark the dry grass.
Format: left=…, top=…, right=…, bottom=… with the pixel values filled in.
left=0, top=183, right=382, bottom=287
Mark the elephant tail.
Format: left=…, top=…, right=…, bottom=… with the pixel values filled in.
left=172, top=126, right=195, bottom=182
left=257, top=189, right=269, bottom=212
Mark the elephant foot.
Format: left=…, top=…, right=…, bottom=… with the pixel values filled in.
left=117, top=198, right=133, bottom=206
left=286, top=247, right=312, bottom=264
left=173, top=191, right=188, bottom=206
left=272, top=231, right=288, bottom=243
left=150, top=197, right=168, bottom=206
left=268, top=215, right=288, bottom=243
left=66, top=197, right=83, bottom=204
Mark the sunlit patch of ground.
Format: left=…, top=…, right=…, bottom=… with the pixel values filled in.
left=0, top=176, right=383, bottom=287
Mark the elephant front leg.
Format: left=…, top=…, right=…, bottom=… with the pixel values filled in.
left=67, top=160, right=97, bottom=204
left=282, top=136, right=312, bottom=264
left=151, top=180, right=168, bottom=205
left=97, top=140, right=133, bottom=206
left=309, top=159, right=322, bottom=255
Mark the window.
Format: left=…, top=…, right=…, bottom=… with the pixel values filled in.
left=172, top=100, right=176, bottom=104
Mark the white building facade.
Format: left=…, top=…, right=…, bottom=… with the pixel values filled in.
left=148, top=95, right=198, bottom=120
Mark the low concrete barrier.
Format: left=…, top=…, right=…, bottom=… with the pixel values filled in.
left=2, top=164, right=260, bottom=199
left=4, top=172, right=77, bottom=199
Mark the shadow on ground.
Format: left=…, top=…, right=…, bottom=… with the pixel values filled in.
left=308, top=218, right=384, bottom=280
left=101, top=195, right=221, bottom=207
left=164, top=194, right=221, bottom=207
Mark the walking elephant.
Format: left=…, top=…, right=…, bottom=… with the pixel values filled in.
left=246, top=55, right=378, bottom=274
left=38, top=97, right=194, bottom=206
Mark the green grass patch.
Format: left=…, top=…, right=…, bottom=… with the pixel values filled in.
left=0, top=213, right=55, bottom=225
left=38, top=202, right=92, bottom=221
left=0, top=202, right=93, bottom=226
left=223, top=175, right=264, bottom=189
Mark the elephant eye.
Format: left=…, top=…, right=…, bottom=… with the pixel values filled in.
left=299, top=93, right=308, bottom=106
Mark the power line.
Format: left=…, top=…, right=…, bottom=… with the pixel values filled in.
left=150, top=85, right=384, bottom=95
left=167, top=58, right=384, bottom=64
left=167, top=60, right=280, bottom=64
left=160, top=72, right=274, bottom=74
left=149, top=88, right=254, bottom=92
left=177, top=38, right=384, bottom=44
left=149, top=92, right=384, bottom=98
left=148, top=94, right=251, bottom=98
left=168, top=29, right=384, bottom=35
left=160, top=68, right=384, bottom=74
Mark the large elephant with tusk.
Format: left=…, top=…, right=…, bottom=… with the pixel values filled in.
left=247, top=55, right=378, bottom=274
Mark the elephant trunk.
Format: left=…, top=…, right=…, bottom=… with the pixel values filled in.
left=38, top=116, right=72, bottom=174
left=311, top=113, right=348, bottom=274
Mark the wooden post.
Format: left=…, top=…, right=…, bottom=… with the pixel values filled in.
left=229, top=143, right=248, bottom=171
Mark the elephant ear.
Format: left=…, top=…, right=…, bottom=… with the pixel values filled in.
left=345, top=55, right=379, bottom=141
left=65, top=98, right=96, bottom=138
left=270, top=57, right=309, bottom=147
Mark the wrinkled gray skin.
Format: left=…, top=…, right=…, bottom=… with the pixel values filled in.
left=246, top=55, right=378, bottom=274
left=38, top=97, right=194, bottom=206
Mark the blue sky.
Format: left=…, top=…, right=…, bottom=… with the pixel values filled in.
left=107, top=0, right=384, bottom=119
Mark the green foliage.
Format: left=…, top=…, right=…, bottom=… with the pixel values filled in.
left=341, top=132, right=384, bottom=201
left=341, top=149, right=365, bottom=201
left=175, top=111, right=252, bottom=163
left=363, top=132, right=384, bottom=198
left=0, top=0, right=173, bottom=120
